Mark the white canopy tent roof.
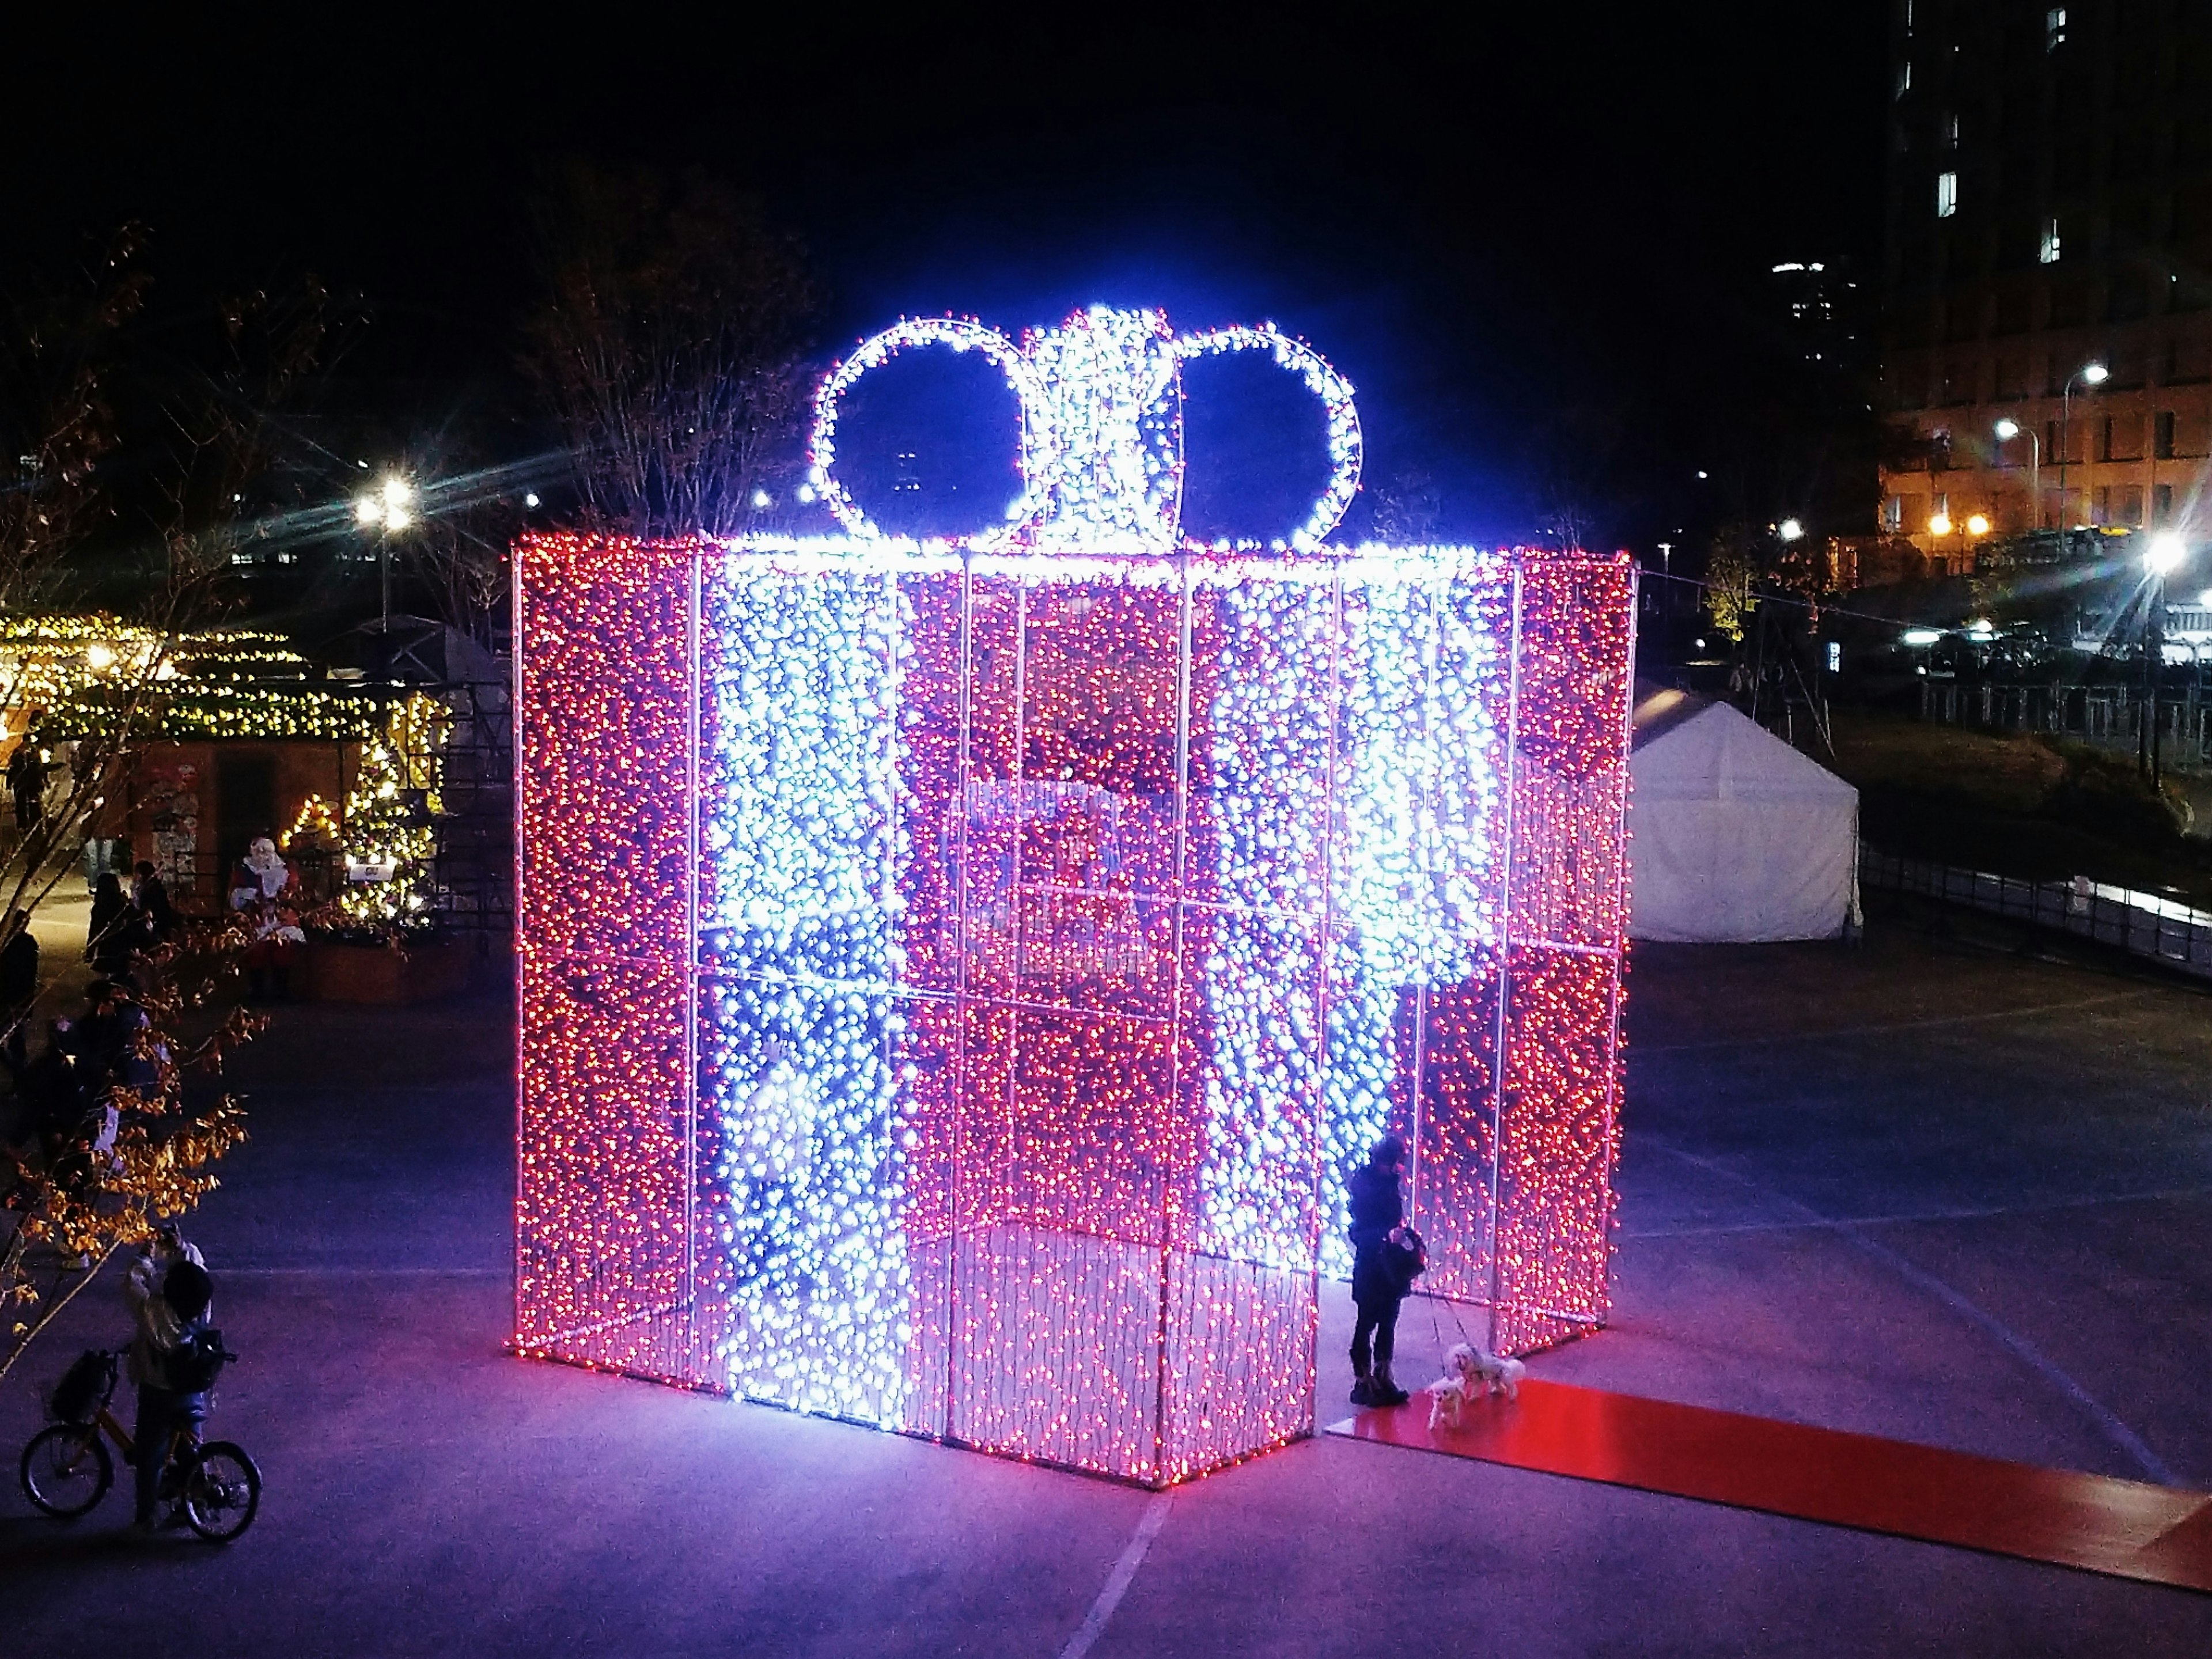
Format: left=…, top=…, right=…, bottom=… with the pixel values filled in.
left=1627, top=691, right=1860, bottom=942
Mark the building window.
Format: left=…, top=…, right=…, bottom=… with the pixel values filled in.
left=1933, top=490, right=1949, bottom=522
left=1937, top=172, right=1959, bottom=218
left=1897, top=61, right=1912, bottom=99
left=1884, top=494, right=1904, bottom=532
left=1941, top=112, right=1960, bottom=149
left=2157, top=410, right=2177, bottom=458
left=2039, top=218, right=2062, bottom=263
left=2157, top=483, right=2176, bottom=525
left=2122, top=486, right=2145, bottom=528
left=2099, top=417, right=2114, bottom=462
left=2047, top=6, right=2067, bottom=50
left=2093, top=486, right=2111, bottom=526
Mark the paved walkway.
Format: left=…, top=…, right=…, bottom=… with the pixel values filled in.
left=1, top=903, right=2208, bottom=1654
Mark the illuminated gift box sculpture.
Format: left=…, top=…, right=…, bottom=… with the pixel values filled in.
left=514, top=307, right=1633, bottom=1486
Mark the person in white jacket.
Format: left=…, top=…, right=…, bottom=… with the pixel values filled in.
left=123, top=1226, right=210, bottom=1529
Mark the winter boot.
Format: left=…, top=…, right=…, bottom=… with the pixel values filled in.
left=1349, top=1365, right=1374, bottom=1406
left=1372, top=1365, right=1410, bottom=1408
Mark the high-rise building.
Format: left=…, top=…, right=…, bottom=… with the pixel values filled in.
left=1877, top=1, right=2212, bottom=571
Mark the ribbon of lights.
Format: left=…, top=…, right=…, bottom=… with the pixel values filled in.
left=518, top=321, right=1633, bottom=1489
left=808, top=305, right=1362, bottom=553
left=808, top=317, right=1048, bottom=549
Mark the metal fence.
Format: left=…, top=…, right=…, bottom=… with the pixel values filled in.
left=1859, top=844, right=2212, bottom=980
left=1918, top=679, right=2212, bottom=767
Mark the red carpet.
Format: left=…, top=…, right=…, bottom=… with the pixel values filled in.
left=1325, top=1379, right=2212, bottom=1594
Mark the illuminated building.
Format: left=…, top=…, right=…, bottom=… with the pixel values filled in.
left=1878, top=2, right=2212, bottom=566
left=514, top=309, right=1635, bottom=1485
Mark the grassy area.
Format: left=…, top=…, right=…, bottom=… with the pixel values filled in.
left=1828, top=713, right=2212, bottom=903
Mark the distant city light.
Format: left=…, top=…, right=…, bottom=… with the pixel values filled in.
left=1966, top=513, right=1991, bottom=536
left=751, top=488, right=774, bottom=510
left=2145, top=530, right=2187, bottom=573
left=1929, top=512, right=1953, bottom=536
left=795, top=483, right=817, bottom=505
left=1902, top=628, right=1944, bottom=647
left=1965, top=618, right=1995, bottom=639
left=1778, top=518, right=1805, bottom=542
left=354, top=495, right=382, bottom=525
left=2198, top=589, right=2212, bottom=608
left=1826, top=641, right=1842, bottom=672
left=524, top=492, right=540, bottom=509
left=1696, top=470, right=1709, bottom=480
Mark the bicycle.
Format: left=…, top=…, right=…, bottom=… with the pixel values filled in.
left=17, top=1346, right=261, bottom=1541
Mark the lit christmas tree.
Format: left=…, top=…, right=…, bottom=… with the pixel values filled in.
left=339, top=694, right=448, bottom=929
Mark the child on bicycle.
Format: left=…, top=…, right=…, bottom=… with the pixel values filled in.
left=124, top=1238, right=213, bottom=1532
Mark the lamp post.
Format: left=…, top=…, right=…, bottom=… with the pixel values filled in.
left=1994, top=417, right=2040, bottom=530
left=2143, top=529, right=2186, bottom=783
left=2058, top=361, right=2109, bottom=532
left=353, top=475, right=414, bottom=635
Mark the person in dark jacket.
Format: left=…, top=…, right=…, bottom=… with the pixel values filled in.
left=131, top=862, right=176, bottom=946
left=1347, top=1132, right=1412, bottom=1407
left=0, top=908, right=36, bottom=1071
left=87, top=872, right=132, bottom=977
left=6, top=734, right=46, bottom=839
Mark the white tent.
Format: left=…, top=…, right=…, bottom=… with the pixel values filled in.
left=1627, top=691, right=1860, bottom=942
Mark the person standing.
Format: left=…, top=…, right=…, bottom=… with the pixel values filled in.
left=0, top=908, right=36, bottom=1072
left=131, top=861, right=177, bottom=945
left=86, top=871, right=132, bottom=978
left=7, top=733, right=46, bottom=840
left=123, top=1238, right=213, bottom=1532
left=1348, top=1133, right=1414, bottom=1407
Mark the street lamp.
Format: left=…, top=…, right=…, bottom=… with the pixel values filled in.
left=2059, top=361, right=2108, bottom=529
left=2142, top=529, right=2187, bottom=782
left=353, top=475, right=415, bottom=633
left=1777, top=517, right=1805, bottom=542
left=1966, top=513, right=1991, bottom=537
left=1994, top=417, right=2040, bottom=530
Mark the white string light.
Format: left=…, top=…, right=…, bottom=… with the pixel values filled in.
left=808, top=306, right=1363, bottom=552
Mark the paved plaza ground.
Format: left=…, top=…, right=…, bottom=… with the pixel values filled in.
left=2, top=896, right=2210, bottom=1655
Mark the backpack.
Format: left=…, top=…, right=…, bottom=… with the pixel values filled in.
left=165, top=1325, right=232, bottom=1394
left=50, top=1348, right=112, bottom=1424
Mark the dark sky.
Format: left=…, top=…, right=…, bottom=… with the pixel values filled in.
left=11, top=6, right=1887, bottom=547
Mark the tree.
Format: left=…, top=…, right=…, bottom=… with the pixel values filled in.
left=0, top=226, right=146, bottom=612
left=337, top=694, right=449, bottom=930
left=1703, top=521, right=1763, bottom=643
left=0, top=233, right=350, bottom=1379
left=520, top=162, right=817, bottom=539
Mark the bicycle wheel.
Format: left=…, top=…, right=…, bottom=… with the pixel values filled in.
left=179, top=1441, right=259, bottom=1541
left=19, top=1423, right=113, bottom=1518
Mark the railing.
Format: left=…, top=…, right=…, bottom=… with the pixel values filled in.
left=1860, top=845, right=2212, bottom=980
left=1918, top=679, right=2212, bottom=767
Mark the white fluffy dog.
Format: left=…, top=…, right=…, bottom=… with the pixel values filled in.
left=1424, top=1342, right=1527, bottom=1429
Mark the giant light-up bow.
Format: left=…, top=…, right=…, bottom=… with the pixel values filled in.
left=807, top=305, right=1362, bottom=552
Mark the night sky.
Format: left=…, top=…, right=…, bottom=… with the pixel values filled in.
left=11, top=6, right=1886, bottom=548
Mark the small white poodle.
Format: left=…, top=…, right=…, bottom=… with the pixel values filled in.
left=1424, top=1342, right=1527, bottom=1429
